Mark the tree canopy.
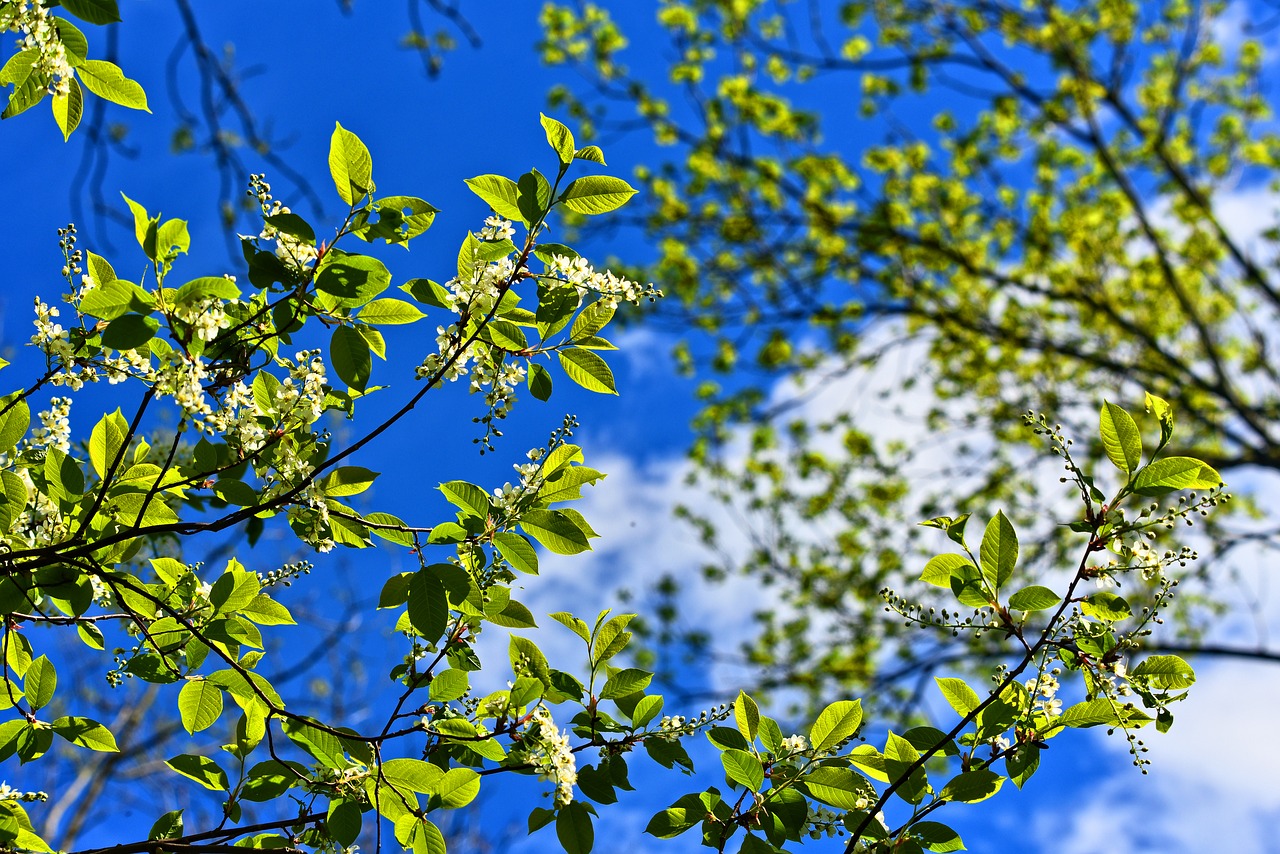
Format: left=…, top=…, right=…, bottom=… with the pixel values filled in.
left=0, top=1, right=1259, bottom=852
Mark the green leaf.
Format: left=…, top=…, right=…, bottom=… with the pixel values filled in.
left=407, top=570, right=448, bottom=641
left=50, top=716, right=118, bottom=752
left=600, top=668, right=652, bottom=700
left=528, top=362, right=553, bottom=401
left=178, top=680, right=223, bottom=734
left=330, top=325, right=372, bottom=391
left=316, top=251, right=392, bottom=307
left=432, top=767, right=480, bottom=810
left=1145, top=391, right=1174, bottom=450
left=556, top=801, right=594, bottom=854
left=735, top=690, right=760, bottom=742
left=239, top=594, right=295, bottom=626
left=465, top=174, right=524, bottom=221
left=173, top=276, right=240, bottom=305
left=88, top=407, right=126, bottom=481
left=59, top=0, right=122, bottom=25
left=920, top=554, right=974, bottom=587
left=52, top=77, right=83, bottom=141
left=883, top=732, right=927, bottom=804
left=810, top=699, right=862, bottom=752
left=632, top=694, right=664, bottom=728
left=574, top=145, right=606, bottom=165
left=1100, top=401, right=1142, bottom=474
left=1056, top=698, right=1151, bottom=729
left=2, top=51, right=45, bottom=119
left=494, top=531, right=539, bottom=573
left=328, top=800, right=362, bottom=848
left=1008, top=585, right=1060, bottom=612
left=1081, top=591, right=1132, bottom=622
left=85, top=251, right=116, bottom=286
left=521, top=509, right=591, bottom=555
left=1133, top=457, right=1223, bottom=496
left=0, top=396, right=31, bottom=457
left=559, top=175, right=637, bottom=215
left=721, top=749, right=764, bottom=792
left=165, top=754, right=229, bottom=791
left=1130, top=654, right=1196, bottom=690
left=440, top=480, right=490, bottom=520
left=359, top=298, right=426, bottom=325
left=518, top=169, right=554, bottom=224
left=365, top=512, right=415, bottom=547
left=978, top=510, right=1017, bottom=591
left=329, top=121, right=373, bottom=204
left=79, top=278, right=151, bottom=319
left=148, top=810, right=183, bottom=840
left=321, top=466, right=379, bottom=498
left=508, top=635, right=551, bottom=683
left=486, top=319, right=529, bottom=350
left=75, top=60, right=148, bottom=111
left=558, top=348, right=617, bottom=394
left=934, top=677, right=981, bottom=717
left=802, top=767, right=875, bottom=811
left=645, top=794, right=703, bottom=838
left=1006, top=744, right=1041, bottom=790
left=571, top=300, right=616, bottom=340
left=101, top=314, right=159, bottom=351
left=913, top=821, right=965, bottom=853
left=540, top=113, right=576, bottom=165
left=24, top=656, right=55, bottom=711
left=429, top=669, right=468, bottom=702
left=940, top=769, right=1003, bottom=803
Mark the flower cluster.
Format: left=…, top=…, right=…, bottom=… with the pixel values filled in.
left=28, top=396, right=71, bottom=453
left=479, top=215, right=515, bottom=241
left=543, top=253, right=661, bottom=308
left=205, top=380, right=268, bottom=455
left=173, top=297, right=233, bottom=343
left=248, top=174, right=318, bottom=269
left=30, top=297, right=71, bottom=361
left=4, top=1, right=72, bottom=96
left=1026, top=671, right=1062, bottom=718
left=0, top=782, right=48, bottom=803
left=527, top=706, right=576, bottom=806
left=276, top=350, right=328, bottom=426
left=154, top=356, right=212, bottom=425
left=490, top=447, right=547, bottom=516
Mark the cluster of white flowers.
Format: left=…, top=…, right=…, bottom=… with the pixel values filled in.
left=479, top=215, right=515, bottom=242
left=528, top=706, right=576, bottom=806
left=779, top=733, right=809, bottom=755
left=543, top=254, right=661, bottom=308
left=490, top=448, right=547, bottom=516
left=0, top=781, right=48, bottom=803
left=172, top=297, right=233, bottom=343
left=290, top=485, right=333, bottom=554
left=247, top=175, right=318, bottom=269
left=1025, top=671, right=1062, bottom=718
left=276, top=350, right=328, bottom=426
left=28, top=397, right=71, bottom=453
left=9, top=467, right=65, bottom=548
left=4, top=1, right=72, bottom=95
left=416, top=323, right=478, bottom=383
left=204, top=380, right=267, bottom=455
left=469, top=356, right=525, bottom=416
left=451, top=255, right=517, bottom=315
left=154, top=356, right=212, bottom=425
left=30, top=297, right=71, bottom=360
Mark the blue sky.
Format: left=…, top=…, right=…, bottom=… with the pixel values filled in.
left=4, top=2, right=1280, bottom=852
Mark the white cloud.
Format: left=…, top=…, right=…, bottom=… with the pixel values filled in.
left=1037, top=659, right=1280, bottom=853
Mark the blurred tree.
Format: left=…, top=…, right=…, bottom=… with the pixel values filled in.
left=535, top=0, right=1280, bottom=714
